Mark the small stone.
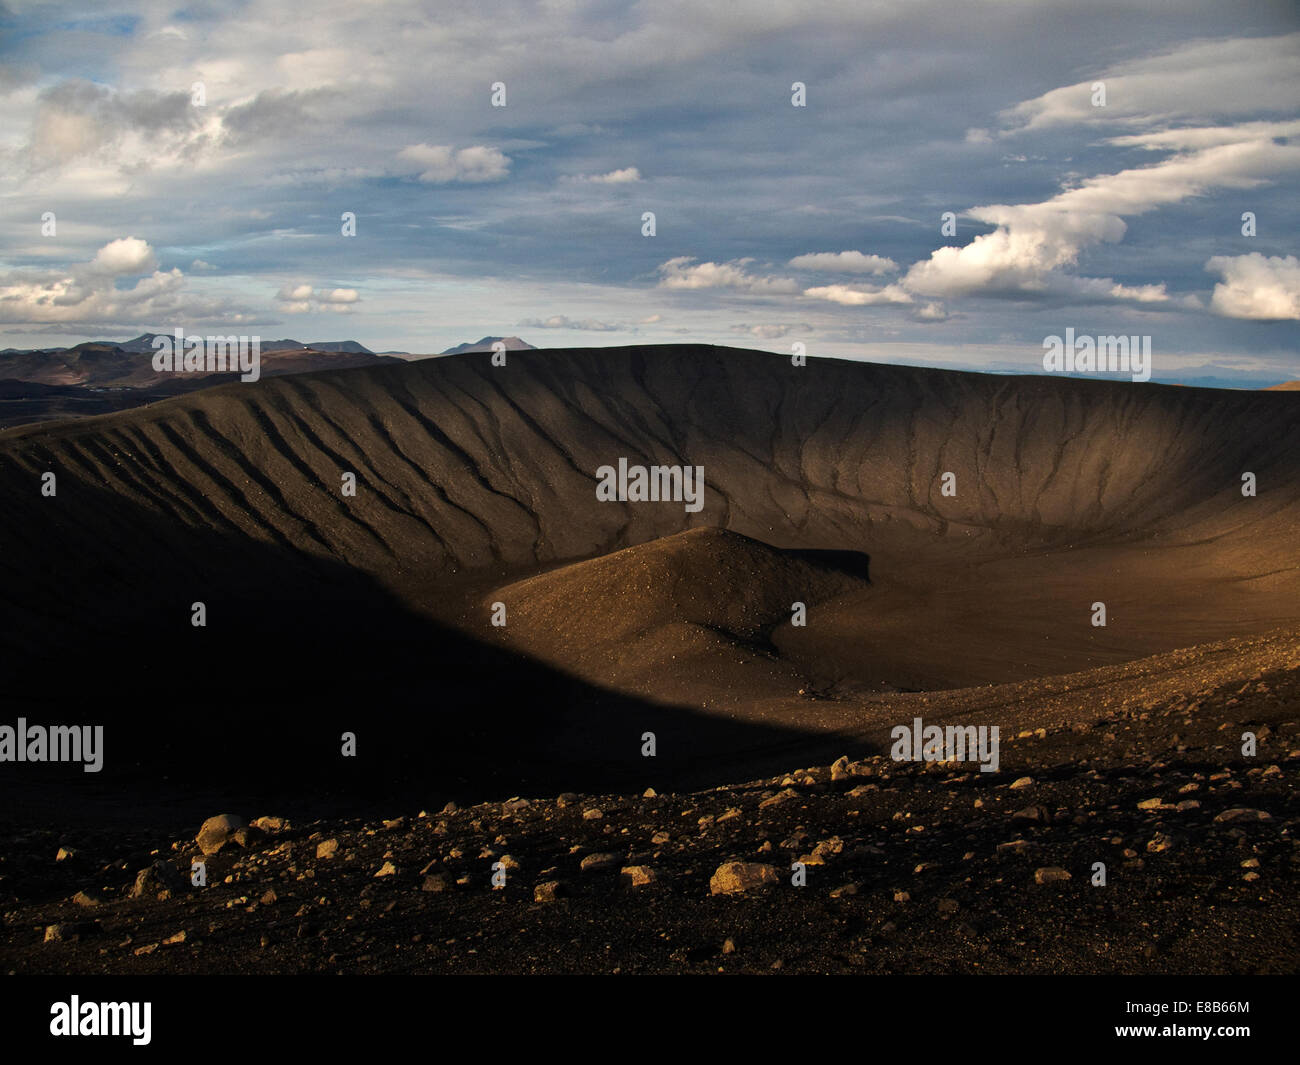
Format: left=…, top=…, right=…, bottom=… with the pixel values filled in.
left=373, top=861, right=398, bottom=878
left=829, top=883, right=859, bottom=898
left=721, top=937, right=737, bottom=954
left=758, top=788, right=799, bottom=809
left=129, top=860, right=186, bottom=899
left=893, top=890, right=911, bottom=903
left=1147, top=832, right=1176, bottom=853
left=196, top=814, right=247, bottom=856
left=260, top=888, right=278, bottom=905
left=709, top=861, right=779, bottom=895
left=620, top=865, right=657, bottom=887
left=1011, top=805, right=1050, bottom=823
left=1009, top=777, right=1034, bottom=790
left=56, top=846, right=76, bottom=862
left=316, top=839, right=340, bottom=860
left=1213, top=808, right=1272, bottom=823
left=579, top=852, right=621, bottom=872
left=582, top=808, right=603, bottom=821
left=71, top=891, right=100, bottom=908
left=162, top=931, right=186, bottom=946
left=421, top=875, right=448, bottom=893
left=534, top=880, right=565, bottom=902
left=44, top=922, right=97, bottom=943
left=1034, top=866, right=1071, bottom=884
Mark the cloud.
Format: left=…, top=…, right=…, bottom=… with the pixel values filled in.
left=914, top=302, right=949, bottom=321
left=657, top=257, right=799, bottom=294
left=902, top=129, right=1300, bottom=302
left=519, top=315, right=619, bottom=331
left=398, top=144, right=510, bottom=183
left=788, top=251, right=898, bottom=275
left=583, top=167, right=642, bottom=184
left=23, top=79, right=212, bottom=174
left=998, top=34, right=1300, bottom=133
left=731, top=323, right=811, bottom=339
left=0, top=239, right=256, bottom=328
left=1205, top=254, right=1300, bottom=320
left=275, top=284, right=360, bottom=313
left=89, top=236, right=157, bottom=275
left=803, top=283, right=912, bottom=306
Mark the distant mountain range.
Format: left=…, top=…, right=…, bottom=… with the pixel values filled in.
left=0, top=335, right=403, bottom=429
left=0, top=334, right=537, bottom=428
left=0, top=335, right=401, bottom=390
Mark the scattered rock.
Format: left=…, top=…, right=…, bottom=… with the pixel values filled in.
left=1013, top=802, right=1054, bottom=824
left=1034, top=867, right=1071, bottom=884
left=1213, top=808, right=1272, bottom=824
left=709, top=862, right=778, bottom=895
left=196, top=814, right=247, bottom=856
left=620, top=865, right=657, bottom=887
left=534, top=881, right=565, bottom=902
left=129, top=860, right=186, bottom=900
left=44, top=921, right=98, bottom=943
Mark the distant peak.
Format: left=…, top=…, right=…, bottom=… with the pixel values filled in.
left=440, top=336, right=536, bottom=356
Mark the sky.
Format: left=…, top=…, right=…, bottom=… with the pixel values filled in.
left=0, top=0, right=1297, bottom=383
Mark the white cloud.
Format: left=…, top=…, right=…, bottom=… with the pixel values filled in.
left=657, top=257, right=799, bottom=294
left=585, top=167, right=641, bottom=183
left=999, top=34, right=1300, bottom=133
left=89, top=236, right=157, bottom=276
left=398, top=143, right=510, bottom=183
left=788, top=251, right=898, bottom=275
left=519, top=315, right=619, bottom=331
left=731, top=323, right=812, bottom=339
left=0, top=239, right=253, bottom=327
left=803, top=283, right=912, bottom=306
left=1205, top=254, right=1300, bottom=320
left=902, top=130, right=1300, bottom=302
left=275, top=283, right=360, bottom=313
